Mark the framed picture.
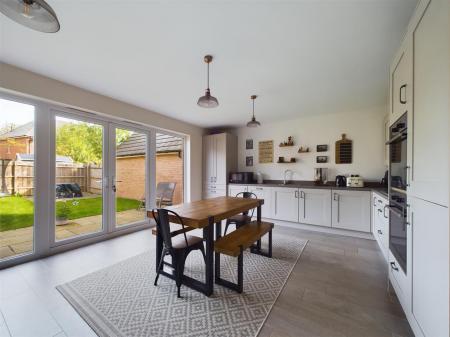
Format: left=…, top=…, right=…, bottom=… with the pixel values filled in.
left=316, top=156, right=328, bottom=163
left=246, top=156, right=253, bottom=167
left=316, top=144, right=328, bottom=152
left=246, top=139, right=253, bottom=150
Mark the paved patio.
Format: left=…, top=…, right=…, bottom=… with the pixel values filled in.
left=0, top=209, right=146, bottom=260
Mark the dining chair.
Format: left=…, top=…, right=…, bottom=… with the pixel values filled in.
left=138, top=182, right=176, bottom=210
left=152, top=208, right=205, bottom=298
left=223, top=191, right=257, bottom=235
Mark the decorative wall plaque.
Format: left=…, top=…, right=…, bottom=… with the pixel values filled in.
left=246, top=139, right=253, bottom=150
left=335, top=134, right=353, bottom=164
left=258, top=140, right=273, bottom=163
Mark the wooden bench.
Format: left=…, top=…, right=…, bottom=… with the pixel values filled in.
left=214, top=220, right=274, bottom=293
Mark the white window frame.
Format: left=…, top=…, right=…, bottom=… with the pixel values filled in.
left=0, top=90, right=189, bottom=269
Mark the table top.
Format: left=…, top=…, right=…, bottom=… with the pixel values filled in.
left=147, top=196, right=264, bottom=228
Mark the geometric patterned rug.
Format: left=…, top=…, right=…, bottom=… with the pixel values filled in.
left=57, top=231, right=307, bottom=337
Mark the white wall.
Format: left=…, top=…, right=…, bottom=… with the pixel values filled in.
left=0, top=62, right=205, bottom=201
left=232, top=107, right=387, bottom=182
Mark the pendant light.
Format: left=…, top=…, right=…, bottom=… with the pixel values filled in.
left=0, top=0, right=60, bottom=33
left=197, top=55, right=219, bottom=108
left=247, top=95, right=261, bottom=127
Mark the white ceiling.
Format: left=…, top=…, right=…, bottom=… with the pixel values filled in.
left=0, top=0, right=417, bottom=128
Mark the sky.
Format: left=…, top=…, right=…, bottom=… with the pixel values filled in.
left=0, top=98, right=35, bottom=127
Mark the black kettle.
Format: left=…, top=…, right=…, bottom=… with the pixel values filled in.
left=336, top=175, right=346, bottom=187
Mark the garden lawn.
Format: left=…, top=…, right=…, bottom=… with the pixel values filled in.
left=0, top=196, right=141, bottom=232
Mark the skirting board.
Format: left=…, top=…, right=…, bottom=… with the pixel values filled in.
left=260, top=217, right=375, bottom=240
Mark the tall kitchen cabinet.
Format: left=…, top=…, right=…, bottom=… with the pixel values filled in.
left=388, top=0, right=449, bottom=336
left=203, top=133, right=237, bottom=198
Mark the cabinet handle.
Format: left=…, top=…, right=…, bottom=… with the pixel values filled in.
left=390, top=262, right=399, bottom=271
left=333, top=193, right=340, bottom=222
left=406, top=166, right=410, bottom=187
left=383, top=205, right=388, bottom=218
left=399, top=84, right=407, bottom=104
left=256, top=187, right=263, bottom=190
left=373, top=196, right=377, bottom=206
left=377, top=229, right=382, bottom=234
left=294, top=190, right=299, bottom=198
left=303, top=192, right=306, bottom=219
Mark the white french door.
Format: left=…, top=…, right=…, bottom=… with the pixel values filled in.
left=51, top=110, right=152, bottom=247
left=110, top=124, right=152, bottom=229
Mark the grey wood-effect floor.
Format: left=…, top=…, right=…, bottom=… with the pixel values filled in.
left=0, top=225, right=412, bottom=337
left=259, top=227, right=413, bottom=337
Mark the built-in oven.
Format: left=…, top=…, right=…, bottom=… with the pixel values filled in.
left=387, top=112, right=408, bottom=273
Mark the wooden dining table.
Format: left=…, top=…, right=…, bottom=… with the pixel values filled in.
left=147, top=196, right=264, bottom=296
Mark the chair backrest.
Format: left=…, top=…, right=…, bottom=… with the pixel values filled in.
left=235, top=191, right=258, bottom=217
left=156, top=182, right=176, bottom=207
left=151, top=208, right=187, bottom=249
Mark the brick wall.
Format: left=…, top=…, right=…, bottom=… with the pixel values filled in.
left=0, top=136, right=33, bottom=160
left=116, top=153, right=183, bottom=204
left=155, top=152, right=183, bottom=205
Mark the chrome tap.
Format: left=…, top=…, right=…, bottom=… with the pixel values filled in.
left=283, top=169, right=293, bottom=185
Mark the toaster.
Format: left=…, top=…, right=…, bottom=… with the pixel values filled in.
left=346, top=176, right=364, bottom=187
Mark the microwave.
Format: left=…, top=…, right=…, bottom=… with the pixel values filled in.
left=229, top=172, right=254, bottom=184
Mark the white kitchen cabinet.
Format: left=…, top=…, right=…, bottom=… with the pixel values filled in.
left=248, top=185, right=273, bottom=219
left=298, top=188, right=331, bottom=227
left=390, top=37, right=412, bottom=125
left=228, top=184, right=248, bottom=197
left=372, top=192, right=389, bottom=261
left=407, top=0, right=449, bottom=207
left=410, top=197, right=449, bottom=337
left=272, top=187, right=299, bottom=222
left=203, top=186, right=227, bottom=199
left=203, top=133, right=237, bottom=198
left=331, top=190, right=371, bottom=232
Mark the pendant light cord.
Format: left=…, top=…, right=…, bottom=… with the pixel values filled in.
left=207, top=62, right=210, bottom=90
left=252, top=98, right=255, bottom=118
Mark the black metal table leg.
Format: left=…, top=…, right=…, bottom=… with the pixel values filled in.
left=203, top=216, right=214, bottom=296
left=215, top=221, right=222, bottom=283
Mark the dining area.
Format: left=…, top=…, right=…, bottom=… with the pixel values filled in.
left=148, top=195, right=274, bottom=297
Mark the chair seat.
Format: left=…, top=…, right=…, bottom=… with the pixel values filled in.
left=227, top=214, right=251, bottom=225
left=172, top=234, right=203, bottom=249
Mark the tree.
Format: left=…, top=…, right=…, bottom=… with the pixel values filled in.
left=56, top=123, right=131, bottom=165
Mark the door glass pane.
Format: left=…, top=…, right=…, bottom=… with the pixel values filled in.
left=115, top=128, right=147, bottom=227
left=55, top=116, right=104, bottom=241
left=0, top=99, right=35, bottom=260
left=155, top=133, right=184, bottom=207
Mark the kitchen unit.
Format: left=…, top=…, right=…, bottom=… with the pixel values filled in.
left=203, top=133, right=237, bottom=198
left=372, top=191, right=389, bottom=261
left=228, top=183, right=372, bottom=233
left=387, top=0, right=449, bottom=336
left=331, top=190, right=371, bottom=232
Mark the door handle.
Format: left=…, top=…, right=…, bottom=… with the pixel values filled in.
left=383, top=205, right=388, bottom=218
left=390, top=262, right=399, bottom=271
left=295, top=190, right=299, bottom=198
left=399, top=84, right=407, bottom=104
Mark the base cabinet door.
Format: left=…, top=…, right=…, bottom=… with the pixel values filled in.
left=410, top=197, right=449, bottom=337
left=298, top=188, right=331, bottom=227
left=228, top=185, right=248, bottom=197
left=248, top=186, right=272, bottom=219
left=331, top=190, right=371, bottom=232
left=272, top=187, right=299, bottom=222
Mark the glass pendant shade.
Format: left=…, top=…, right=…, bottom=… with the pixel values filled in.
left=0, top=0, right=60, bottom=33
left=197, top=55, right=219, bottom=108
left=197, top=88, right=219, bottom=108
